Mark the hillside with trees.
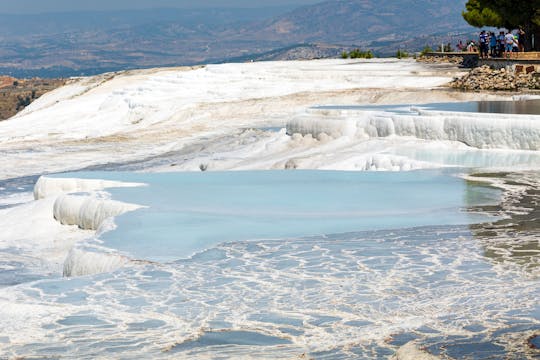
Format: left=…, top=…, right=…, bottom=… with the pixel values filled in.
left=0, top=77, right=65, bottom=120
left=0, top=1, right=477, bottom=78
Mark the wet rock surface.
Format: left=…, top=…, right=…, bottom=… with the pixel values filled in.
left=528, top=334, right=540, bottom=349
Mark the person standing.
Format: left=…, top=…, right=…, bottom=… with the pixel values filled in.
left=518, top=28, right=526, bottom=52
left=513, top=33, right=519, bottom=55
left=467, top=40, right=476, bottom=52
left=505, top=31, right=515, bottom=58
left=479, top=30, right=489, bottom=59
left=489, top=31, right=497, bottom=57
left=497, top=31, right=506, bottom=57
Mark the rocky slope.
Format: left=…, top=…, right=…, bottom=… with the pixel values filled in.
left=0, top=77, right=65, bottom=120
left=251, top=0, right=471, bottom=44
left=450, top=65, right=540, bottom=91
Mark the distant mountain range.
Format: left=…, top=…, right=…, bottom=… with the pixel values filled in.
left=245, top=0, right=471, bottom=43
left=0, top=1, right=477, bottom=78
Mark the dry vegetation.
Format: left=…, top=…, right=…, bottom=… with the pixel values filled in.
left=0, top=76, right=65, bottom=120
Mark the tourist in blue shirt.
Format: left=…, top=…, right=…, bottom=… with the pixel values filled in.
left=489, top=32, right=497, bottom=57
left=479, top=30, right=489, bottom=59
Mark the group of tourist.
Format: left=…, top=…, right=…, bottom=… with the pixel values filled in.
left=457, top=29, right=526, bottom=59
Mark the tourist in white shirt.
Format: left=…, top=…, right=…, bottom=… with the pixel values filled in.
left=505, top=31, right=515, bottom=59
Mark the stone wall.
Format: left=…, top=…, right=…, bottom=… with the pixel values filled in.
left=420, top=52, right=479, bottom=68
left=417, top=55, right=463, bottom=65
left=478, top=58, right=540, bottom=71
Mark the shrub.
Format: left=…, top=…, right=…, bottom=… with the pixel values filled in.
left=15, top=94, right=32, bottom=111
left=342, top=49, right=375, bottom=59
left=396, top=49, right=409, bottom=59
left=420, top=46, right=433, bottom=56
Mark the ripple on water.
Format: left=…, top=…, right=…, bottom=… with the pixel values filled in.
left=0, top=225, right=538, bottom=359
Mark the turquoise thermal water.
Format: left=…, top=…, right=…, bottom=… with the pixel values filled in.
left=53, top=169, right=499, bottom=262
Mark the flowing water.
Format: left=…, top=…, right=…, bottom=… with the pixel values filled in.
left=0, top=97, right=539, bottom=359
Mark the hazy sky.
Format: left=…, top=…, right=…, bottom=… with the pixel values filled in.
left=0, top=0, right=323, bottom=13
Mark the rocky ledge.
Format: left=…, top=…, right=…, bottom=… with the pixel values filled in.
left=450, top=65, right=540, bottom=91
left=417, top=55, right=464, bottom=65
left=0, top=76, right=65, bottom=120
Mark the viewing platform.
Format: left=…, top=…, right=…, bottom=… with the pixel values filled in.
left=424, top=51, right=540, bottom=70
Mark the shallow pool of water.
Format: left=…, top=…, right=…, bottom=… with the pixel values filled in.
left=316, top=99, right=540, bottom=115
left=422, top=99, right=540, bottom=115
left=52, top=169, right=501, bottom=262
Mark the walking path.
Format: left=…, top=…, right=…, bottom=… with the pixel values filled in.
left=424, top=51, right=540, bottom=69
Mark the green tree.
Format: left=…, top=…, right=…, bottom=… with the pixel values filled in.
left=396, top=49, right=409, bottom=59
left=342, top=49, right=375, bottom=59
left=420, top=46, right=434, bottom=56
left=462, top=0, right=540, bottom=50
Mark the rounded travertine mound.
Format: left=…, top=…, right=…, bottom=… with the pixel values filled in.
left=34, top=176, right=144, bottom=200
left=287, top=109, right=540, bottom=150
left=0, top=60, right=466, bottom=181
left=63, top=248, right=128, bottom=277
left=53, top=194, right=142, bottom=230
left=29, top=176, right=146, bottom=277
